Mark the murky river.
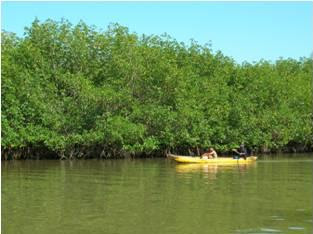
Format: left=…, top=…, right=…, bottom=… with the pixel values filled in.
left=2, top=154, right=312, bottom=234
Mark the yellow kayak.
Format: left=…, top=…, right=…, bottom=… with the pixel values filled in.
left=167, top=153, right=257, bottom=164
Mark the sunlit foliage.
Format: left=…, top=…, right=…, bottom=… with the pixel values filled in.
left=2, top=19, right=312, bottom=159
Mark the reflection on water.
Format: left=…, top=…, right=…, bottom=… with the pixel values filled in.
left=175, top=163, right=257, bottom=181
left=176, top=163, right=218, bottom=174
left=2, top=155, right=313, bottom=234
left=175, top=162, right=256, bottom=173
left=288, top=226, right=305, bottom=230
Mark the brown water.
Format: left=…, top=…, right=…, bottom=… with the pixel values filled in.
left=2, top=154, right=313, bottom=234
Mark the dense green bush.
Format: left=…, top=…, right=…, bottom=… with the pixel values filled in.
left=2, top=19, right=312, bottom=159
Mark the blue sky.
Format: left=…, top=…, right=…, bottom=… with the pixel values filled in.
left=2, top=2, right=312, bottom=63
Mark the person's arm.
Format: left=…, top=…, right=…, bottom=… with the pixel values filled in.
left=232, top=149, right=240, bottom=155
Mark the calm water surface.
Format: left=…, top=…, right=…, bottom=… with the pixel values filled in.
left=2, top=154, right=313, bottom=234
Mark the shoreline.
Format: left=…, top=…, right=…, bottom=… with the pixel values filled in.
left=2, top=146, right=313, bottom=160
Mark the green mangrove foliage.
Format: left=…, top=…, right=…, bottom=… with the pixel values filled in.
left=1, top=19, right=312, bottom=159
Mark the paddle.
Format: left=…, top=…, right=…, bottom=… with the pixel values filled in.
left=232, top=149, right=247, bottom=160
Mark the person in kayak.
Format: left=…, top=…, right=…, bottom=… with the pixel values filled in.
left=201, top=148, right=218, bottom=159
left=232, top=144, right=247, bottom=160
